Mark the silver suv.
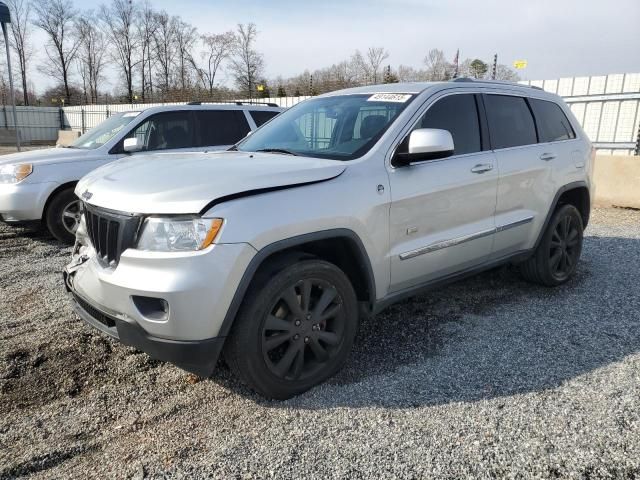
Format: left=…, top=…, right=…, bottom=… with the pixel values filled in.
left=0, top=103, right=282, bottom=243
left=65, top=80, right=594, bottom=399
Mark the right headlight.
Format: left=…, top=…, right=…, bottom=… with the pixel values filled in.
left=0, top=163, right=33, bottom=184
left=136, top=216, right=224, bottom=252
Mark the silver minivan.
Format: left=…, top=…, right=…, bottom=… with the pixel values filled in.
left=0, top=103, right=282, bottom=242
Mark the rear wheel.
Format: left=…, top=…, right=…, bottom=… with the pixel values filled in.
left=45, top=187, right=80, bottom=244
left=520, top=204, right=583, bottom=286
left=224, top=259, right=358, bottom=399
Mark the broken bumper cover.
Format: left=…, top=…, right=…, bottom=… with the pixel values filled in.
left=64, top=270, right=225, bottom=377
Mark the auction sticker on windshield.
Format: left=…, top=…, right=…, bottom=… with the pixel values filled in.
left=367, top=93, right=412, bottom=103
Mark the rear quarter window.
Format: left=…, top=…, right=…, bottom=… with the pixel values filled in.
left=529, top=98, right=576, bottom=142
left=484, top=95, right=537, bottom=149
left=250, top=110, right=280, bottom=127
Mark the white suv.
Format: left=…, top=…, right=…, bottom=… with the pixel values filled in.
left=0, top=103, right=282, bottom=243
left=65, top=80, right=594, bottom=399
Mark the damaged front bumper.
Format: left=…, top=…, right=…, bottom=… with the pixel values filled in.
left=63, top=265, right=225, bottom=378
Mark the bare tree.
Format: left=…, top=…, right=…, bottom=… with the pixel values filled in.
left=193, top=31, right=234, bottom=94
left=366, top=46, right=389, bottom=83
left=424, top=49, right=450, bottom=80
left=6, top=0, right=33, bottom=105
left=136, top=1, right=156, bottom=101
left=494, top=64, right=520, bottom=81
left=229, top=23, right=263, bottom=99
left=76, top=14, right=106, bottom=103
left=32, top=0, right=80, bottom=104
left=100, top=0, right=139, bottom=103
left=173, top=18, right=197, bottom=93
left=396, top=64, right=427, bottom=82
left=151, top=11, right=176, bottom=95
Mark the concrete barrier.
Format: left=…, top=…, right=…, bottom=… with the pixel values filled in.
left=594, top=155, right=640, bottom=209
left=56, top=130, right=80, bottom=146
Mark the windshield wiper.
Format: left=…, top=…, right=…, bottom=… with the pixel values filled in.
left=255, top=148, right=298, bottom=156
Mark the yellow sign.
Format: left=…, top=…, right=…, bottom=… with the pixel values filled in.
left=257, top=84, right=265, bottom=91
left=513, top=60, right=528, bottom=69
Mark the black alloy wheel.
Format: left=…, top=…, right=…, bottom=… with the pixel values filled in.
left=224, top=258, right=359, bottom=399
left=261, top=278, right=346, bottom=381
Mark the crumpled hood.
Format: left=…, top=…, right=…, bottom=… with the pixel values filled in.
left=77, top=151, right=346, bottom=214
left=0, top=147, right=91, bottom=166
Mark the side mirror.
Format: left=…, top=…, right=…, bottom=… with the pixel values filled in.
left=392, top=128, right=454, bottom=167
left=123, top=137, right=143, bottom=153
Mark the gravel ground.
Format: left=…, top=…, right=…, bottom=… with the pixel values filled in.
left=1, top=208, right=639, bottom=479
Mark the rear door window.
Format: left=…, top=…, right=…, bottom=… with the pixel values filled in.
left=250, top=110, right=280, bottom=127
left=484, top=95, right=537, bottom=149
left=529, top=98, right=576, bottom=142
left=196, top=110, right=251, bottom=146
left=124, top=111, right=194, bottom=151
left=418, top=94, right=482, bottom=155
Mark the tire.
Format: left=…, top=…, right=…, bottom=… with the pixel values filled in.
left=224, top=258, right=359, bottom=399
left=520, top=204, right=584, bottom=286
left=45, top=187, right=81, bottom=244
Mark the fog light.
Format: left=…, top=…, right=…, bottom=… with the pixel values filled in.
left=132, top=296, right=169, bottom=321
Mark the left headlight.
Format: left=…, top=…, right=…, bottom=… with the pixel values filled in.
left=0, top=163, right=33, bottom=184
left=136, top=216, right=224, bottom=252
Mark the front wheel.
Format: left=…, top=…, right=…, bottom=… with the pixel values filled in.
left=520, top=204, right=584, bottom=286
left=224, top=259, right=359, bottom=399
left=45, top=187, right=81, bottom=244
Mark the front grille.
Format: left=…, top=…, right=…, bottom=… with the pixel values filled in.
left=83, top=203, right=141, bottom=267
left=73, top=292, right=116, bottom=329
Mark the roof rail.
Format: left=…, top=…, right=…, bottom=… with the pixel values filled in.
left=450, top=77, right=546, bottom=91
left=185, top=100, right=280, bottom=108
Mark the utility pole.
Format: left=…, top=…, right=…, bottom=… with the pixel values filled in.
left=635, top=121, right=640, bottom=156
left=491, top=54, right=498, bottom=80
left=0, top=2, right=20, bottom=151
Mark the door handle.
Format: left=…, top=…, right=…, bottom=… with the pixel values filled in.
left=540, top=152, right=556, bottom=161
left=470, top=163, right=493, bottom=174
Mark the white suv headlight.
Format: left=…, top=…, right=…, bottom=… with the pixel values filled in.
left=0, top=163, right=33, bottom=184
left=136, top=217, right=223, bottom=252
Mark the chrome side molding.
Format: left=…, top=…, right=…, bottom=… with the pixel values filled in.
left=399, top=216, right=534, bottom=260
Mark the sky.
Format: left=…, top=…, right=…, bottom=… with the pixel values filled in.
left=16, top=0, right=640, bottom=93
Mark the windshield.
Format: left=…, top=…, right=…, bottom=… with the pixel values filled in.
left=236, top=93, right=414, bottom=160
left=70, top=112, right=141, bottom=150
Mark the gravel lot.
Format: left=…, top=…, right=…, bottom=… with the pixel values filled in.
left=1, top=208, right=639, bottom=479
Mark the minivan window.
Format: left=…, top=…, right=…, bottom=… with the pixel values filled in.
left=250, top=110, right=280, bottom=127
left=196, top=110, right=250, bottom=146
left=236, top=94, right=414, bottom=160
left=418, top=94, right=481, bottom=155
left=123, top=111, right=193, bottom=152
left=529, top=98, right=576, bottom=142
left=71, top=112, right=139, bottom=149
left=485, top=95, right=537, bottom=149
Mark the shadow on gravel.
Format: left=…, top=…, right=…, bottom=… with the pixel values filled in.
left=215, top=236, right=640, bottom=409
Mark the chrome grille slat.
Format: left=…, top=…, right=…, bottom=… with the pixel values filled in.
left=83, top=203, right=141, bottom=268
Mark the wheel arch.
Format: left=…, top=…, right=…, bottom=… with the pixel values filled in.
left=217, top=229, right=376, bottom=338
left=534, top=181, right=590, bottom=249
left=41, top=180, right=79, bottom=222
